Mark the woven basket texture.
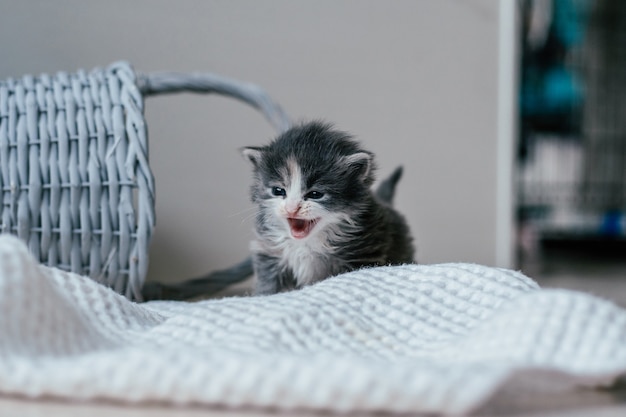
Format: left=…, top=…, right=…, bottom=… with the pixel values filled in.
left=0, top=61, right=289, bottom=301
left=0, top=62, right=153, bottom=300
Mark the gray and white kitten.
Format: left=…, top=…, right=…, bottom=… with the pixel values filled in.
left=242, top=121, right=415, bottom=295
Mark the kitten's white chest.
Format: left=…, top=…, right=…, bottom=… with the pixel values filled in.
left=282, top=238, right=331, bottom=286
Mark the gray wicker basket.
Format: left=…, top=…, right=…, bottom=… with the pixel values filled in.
left=0, top=61, right=290, bottom=301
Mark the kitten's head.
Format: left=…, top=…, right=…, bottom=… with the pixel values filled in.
left=242, top=121, right=376, bottom=241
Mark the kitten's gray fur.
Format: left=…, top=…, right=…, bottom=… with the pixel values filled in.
left=242, top=121, right=415, bottom=295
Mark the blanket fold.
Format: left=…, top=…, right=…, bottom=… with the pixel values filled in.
left=0, top=234, right=624, bottom=415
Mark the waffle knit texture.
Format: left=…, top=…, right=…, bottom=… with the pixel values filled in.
left=0, top=234, right=625, bottom=415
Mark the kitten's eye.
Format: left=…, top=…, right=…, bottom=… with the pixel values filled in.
left=305, top=191, right=324, bottom=200
left=271, top=187, right=286, bottom=197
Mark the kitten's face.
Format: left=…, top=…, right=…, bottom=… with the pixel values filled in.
left=261, top=156, right=330, bottom=240
left=242, top=122, right=375, bottom=242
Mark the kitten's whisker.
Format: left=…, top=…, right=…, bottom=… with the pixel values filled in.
left=240, top=210, right=260, bottom=225
left=228, top=206, right=257, bottom=219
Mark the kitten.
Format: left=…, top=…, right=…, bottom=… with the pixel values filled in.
left=242, top=121, right=415, bottom=295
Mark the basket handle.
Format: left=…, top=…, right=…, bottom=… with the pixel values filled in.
left=137, top=71, right=291, bottom=133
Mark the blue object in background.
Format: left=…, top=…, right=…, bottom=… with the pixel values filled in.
left=522, top=65, right=583, bottom=117
left=600, top=210, right=623, bottom=237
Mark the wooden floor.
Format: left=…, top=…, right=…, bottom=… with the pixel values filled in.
left=0, top=391, right=625, bottom=417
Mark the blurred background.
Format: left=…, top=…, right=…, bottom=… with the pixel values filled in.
left=517, top=0, right=626, bottom=305
left=1, top=0, right=624, bottom=304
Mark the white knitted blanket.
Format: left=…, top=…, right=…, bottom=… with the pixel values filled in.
left=1, top=234, right=625, bottom=415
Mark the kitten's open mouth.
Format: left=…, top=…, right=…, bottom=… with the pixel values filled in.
left=287, top=217, right=319, bottom=239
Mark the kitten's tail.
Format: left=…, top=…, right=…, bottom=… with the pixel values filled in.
left=142, top=257, right=253, bottom=301
left=375, top=166, right=403, bottom=205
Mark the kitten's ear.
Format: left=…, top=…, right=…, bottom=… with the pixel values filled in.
left=342, top=152, right=374, bottom=183
left=241, top=147, right=264, bottom=168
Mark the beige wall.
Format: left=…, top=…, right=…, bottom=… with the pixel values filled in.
left=0, top=0, right=515, bottom=283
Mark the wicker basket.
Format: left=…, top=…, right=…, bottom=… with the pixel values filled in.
left=0, top=61, right=290, bottom=301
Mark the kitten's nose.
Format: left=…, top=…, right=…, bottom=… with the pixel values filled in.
left=285, top=200, right=301, bottom=215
